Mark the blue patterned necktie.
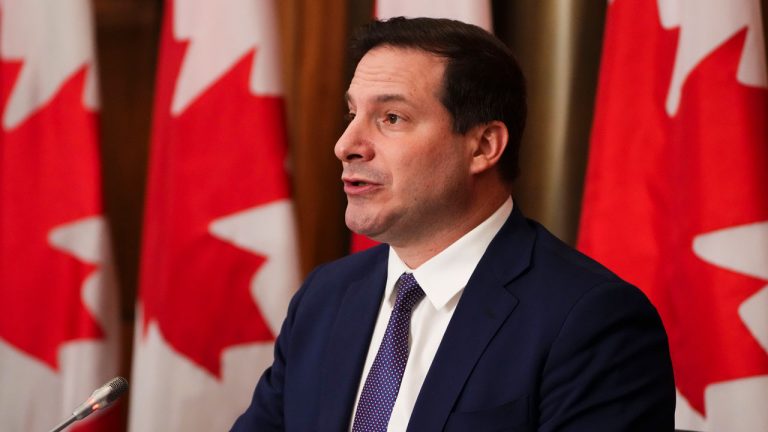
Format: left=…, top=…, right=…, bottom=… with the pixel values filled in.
left=352, top=272, right=426, bottom=432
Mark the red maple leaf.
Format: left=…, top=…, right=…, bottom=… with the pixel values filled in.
left=579, top=1, right=768, bottom=415
left=0, top=62, right=106, bottom=369
left=350, top=233, right=380, bottom=253
left=139, top=6, right=291, bottom=378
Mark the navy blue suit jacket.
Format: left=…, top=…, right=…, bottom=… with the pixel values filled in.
left=232, top=207, right=675, bottom=431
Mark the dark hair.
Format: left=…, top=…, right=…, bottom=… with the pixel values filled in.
left=350, top=17, right=527, bottom=182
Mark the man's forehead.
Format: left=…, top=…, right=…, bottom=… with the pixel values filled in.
left=346, top=46, right=445, bottom=104
left=362, top=44, right=442, bottom=59
left=354, top=45, right=445, bottom=75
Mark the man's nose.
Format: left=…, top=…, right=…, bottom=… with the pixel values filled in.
left=334, top=118, right=374, bottom=162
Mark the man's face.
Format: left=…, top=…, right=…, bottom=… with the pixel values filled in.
left=335, top=46, right=475, bottom=247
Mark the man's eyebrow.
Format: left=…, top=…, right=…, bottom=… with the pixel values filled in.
left=344, top=92, right=413, bottom=105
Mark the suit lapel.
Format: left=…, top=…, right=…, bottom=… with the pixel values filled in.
left=316, top=249, right=388, bottom=431
left=407, top=207, right=536, bottom=431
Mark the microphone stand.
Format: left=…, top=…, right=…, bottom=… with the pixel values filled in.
left=49, top=415, right=77, bottom=432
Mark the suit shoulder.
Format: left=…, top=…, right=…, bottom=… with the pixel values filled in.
left=291, top=243, right=388, bottom=308
left=519, top=220, right=656, bottom=315
left=308, top=243, right=389, bottom=282
left=528, top=221, right=629, bottom=287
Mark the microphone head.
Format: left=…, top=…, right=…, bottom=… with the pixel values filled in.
left=72, top=376, right=130, bottom=421
left=104, top=376, right=129, bottom=403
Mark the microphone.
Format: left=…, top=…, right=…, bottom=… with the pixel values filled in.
left=49, top=376, right=128, bottom=432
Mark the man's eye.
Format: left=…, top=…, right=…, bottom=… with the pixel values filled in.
left=385, top=113, right=400, bottom=124
left=345, top=112, right=356, bottom=123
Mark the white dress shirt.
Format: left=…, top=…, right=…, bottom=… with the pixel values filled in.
left=350, top=197, right=513, bottom=431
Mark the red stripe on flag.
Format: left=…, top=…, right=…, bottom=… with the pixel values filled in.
left=579, top=0, right=768, bottom=427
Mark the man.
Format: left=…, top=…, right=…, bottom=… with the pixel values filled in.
left=232, top=17, right=675, bottom=431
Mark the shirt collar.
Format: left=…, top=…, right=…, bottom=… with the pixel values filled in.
left=386, top=197, right=513, bottom=310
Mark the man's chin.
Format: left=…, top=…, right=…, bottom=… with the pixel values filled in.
left=347, top=225, right=383, bottom=241
left=345, top=214, right=386, bottom=241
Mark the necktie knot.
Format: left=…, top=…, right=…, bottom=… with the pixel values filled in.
left=394, top=272, right=425, bottom=312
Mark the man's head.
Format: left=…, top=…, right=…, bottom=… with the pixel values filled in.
left=350, top=17, right=526, bottom=183
left=336, top=18, right=527, bottom=262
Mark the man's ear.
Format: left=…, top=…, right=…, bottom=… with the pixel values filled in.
left=469, top=120, right=508, bottom=175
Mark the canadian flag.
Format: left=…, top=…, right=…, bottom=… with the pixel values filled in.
left=128, top=0, right=300, bottom=430
left=0, top=0, right=121, bottom=431
left=350, top=0, right=492, bottom=253
left=578, top=0, right=768, bottom=430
